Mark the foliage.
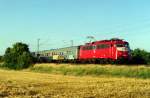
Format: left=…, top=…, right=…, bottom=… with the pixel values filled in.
left=0, top=56, right=3, bottom=62
left=130, top=48, right=150, bottom=64
left=3, top=42, right=34, bottom=69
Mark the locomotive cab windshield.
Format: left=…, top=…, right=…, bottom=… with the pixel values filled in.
left=115, top=43, right=130, bottom=52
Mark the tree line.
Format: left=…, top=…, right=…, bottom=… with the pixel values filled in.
left=130, top=48, right=150, bottom=65
left=0, top=42, right=150, bottom=70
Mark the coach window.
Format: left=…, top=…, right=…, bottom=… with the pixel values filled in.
left=60, top=52, right=63, bottom=55
left=67, top=51, right=71, bottom=54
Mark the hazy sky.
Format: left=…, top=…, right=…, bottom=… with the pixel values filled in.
left=0, top=0, right=150, bottom=55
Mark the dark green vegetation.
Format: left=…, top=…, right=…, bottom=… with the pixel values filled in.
left=2, top=42, right=35, bottom=70
left=131, top=48, right=150, bottom=64
left=0, top=56, right=3, bottom=63
left=30, top=64, right=150, bottom=79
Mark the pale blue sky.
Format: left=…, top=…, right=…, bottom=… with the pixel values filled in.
left=0, top=0, right=150, bottom=54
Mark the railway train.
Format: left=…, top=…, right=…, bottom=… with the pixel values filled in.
left=33, top=38, right=131, bottom=63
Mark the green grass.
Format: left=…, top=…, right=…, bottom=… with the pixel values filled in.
left=30, top=64, right=150, bottom=79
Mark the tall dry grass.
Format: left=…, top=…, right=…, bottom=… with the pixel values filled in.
left=0, top=69, right=150, bottom=98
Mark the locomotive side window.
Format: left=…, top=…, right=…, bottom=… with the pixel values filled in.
left=88, top=46, right=94, bottom=50
left=83, top=46, right=95, bottom=50
left=97, top=44, right=110, bottom=49
left=52, top=52, right=54, bottom=55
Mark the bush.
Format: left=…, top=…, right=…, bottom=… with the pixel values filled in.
left=130, top=48, right=150, bottom=65
left=3, top=42, right=34, bottom=70
left=0, top=56, right=3, bottom=63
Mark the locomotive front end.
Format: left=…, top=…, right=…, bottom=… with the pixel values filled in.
left=115, top=42, right=131, bottom=59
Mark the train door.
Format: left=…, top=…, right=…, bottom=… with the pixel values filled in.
left=92, top=45, right=96, bottom=58
left=110, top=44, right=114, bottom=59
left=110, top=44, right=116, bottom=59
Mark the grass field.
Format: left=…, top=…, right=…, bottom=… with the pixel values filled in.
left=30, top=63, right=150, bottom=79
left=0, top=64, right=150, bottom=98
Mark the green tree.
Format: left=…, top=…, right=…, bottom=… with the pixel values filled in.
left=3, top=42, right=34, bottom=69
left=131, top=48, right=150, bottom=64
left=0, top=56, right=3, bottom=63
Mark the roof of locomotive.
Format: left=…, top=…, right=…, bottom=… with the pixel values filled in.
left=84, top=38, right=127, bottom=45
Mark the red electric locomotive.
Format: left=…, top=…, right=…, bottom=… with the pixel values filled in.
left=79, top=38, right=131, bottom=60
